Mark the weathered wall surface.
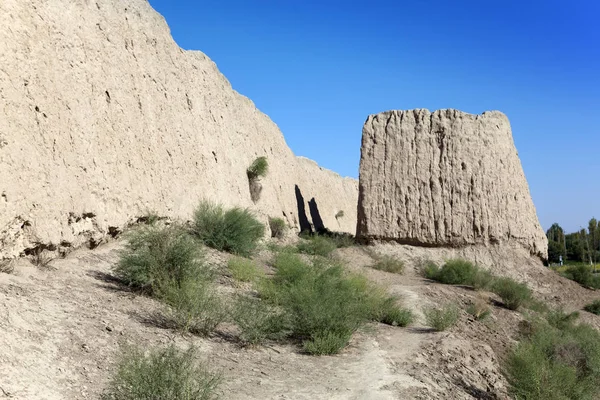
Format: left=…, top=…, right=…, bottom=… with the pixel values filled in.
left=357, top=109, right=547, bottom=259
left=0, top=0, right=358, bottom=258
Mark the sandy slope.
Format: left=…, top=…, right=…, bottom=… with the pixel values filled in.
left=1, top=240, right=598, bottom=399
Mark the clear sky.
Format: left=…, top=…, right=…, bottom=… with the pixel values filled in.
left=148, top=0, right=599, bottom=233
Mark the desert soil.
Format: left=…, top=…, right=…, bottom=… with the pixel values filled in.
left=1, top=239, right=599, bottom=400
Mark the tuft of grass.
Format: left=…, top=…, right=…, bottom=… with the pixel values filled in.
left=247, top=156, right=268, bottom=180
left=101, top=345, right=221, bottom=400
left=0, top=259, right=14, bottom=274
left=161, top=279, right=226, bottom=335
left=254, top=251, right=407, bottom=355
left=227, top=257, right=263, bottom=283
left=268, top=217, right=286, bottom=239
left=422, top=259, right=494, bottom=290
left=424, top=304, right=460, bottom=331
left=231, top=295, right=289, bottom=345
left=505, top=313, right=600, bottom=400
left=193, top=201, right=265, bottom=256
left=370, top=255, right=405, bottom=274
left=114, top=225, right=224, bottom=335
left=546, top=308, right=580, bottom=330
left=584, top=299, right=600, bottom=315
left=372, top=297, right=415, bottom=327
left=421, top=260, right=441, bottom=279
left=467, top=298, right=492, bottom=321
left=491, top=277, right=532, bottom=311
left=302, top=331, right=352, bottom=355
left=525, top=297, right=551, bottom=314
left=30, top=247, right=53, bottom=270
left=425, top=259, right=477, bottom=284
left=266, top=242, right=298, bottom=254
left=470, top=268, right=495, bottom=290
left=296, top=235, right=337, bottom=257
left=422, top=259, right=534, bottom=311
left=561, top=264, right=600, bottom=289
left=328, top=233, right=356, bottom=248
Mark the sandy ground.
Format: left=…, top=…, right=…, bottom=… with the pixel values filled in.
left=1, top=239, right=599, bottom=399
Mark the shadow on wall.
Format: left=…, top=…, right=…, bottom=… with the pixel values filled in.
left=294, top=185, right=312, bottom=233
left=308, top=198, right=325, bottom=233
left=294, top=184, right=327, bottom=234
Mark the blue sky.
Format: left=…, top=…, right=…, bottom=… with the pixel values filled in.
left=148, top=0, right=599, bottom=233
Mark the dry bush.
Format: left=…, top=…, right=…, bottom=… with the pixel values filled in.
left=467, top=295, right=492, bottom=321
left=0, top=259, right=14, bottom=274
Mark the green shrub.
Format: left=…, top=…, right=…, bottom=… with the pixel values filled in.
left=373, top=298, right=414, bottom=327
left=228, top=257, right=263, bottom=283
left=269, top=251, right=311, bottom=285
left=422, top=259, right=494, bottom=289
left=424, top=304, right=460, bottom=331
left=428, top=259, right=477, bottom=284
left=231, top=295, right=289, bottom=345
left=101, top=345, right=221, bottom=400
left=562, top=264, right=600, bottom=289
left=470, top=268, right=495, bottom=290
left=268, top=217, right=286, bottom=239
left=247, top=156, right=268, bottom=180
left=296, top=235, right=337, bottom=257
left=492, top=277, right=532, bottom=311
left=525, top=297, right=551, bottom=313
left=275, top=264, right=367, bottom=341
left=584, top=300, right=600, bottom=315
left=546, top=308, right=580, bottom=330
left=422, top=261, right=441, bottom=279
left=115, top=225, right=224, bottom=335
left=303, top=331, right=352, bottom=355
left=114, top=225, right=208, bottom=293
left=506, top=316, right=600, bottom=400
left=161, top=279, right=226, bottom=335
left=193, top=201, right=265, bottom=256
left=256, top=252, right=404, bottom=355
left=266, top=242, right=298, bottom=254
left=370, top=255, right=405, bottom=274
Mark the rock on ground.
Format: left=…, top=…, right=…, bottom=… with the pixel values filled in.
left=357, top=109, right=547, bottom=260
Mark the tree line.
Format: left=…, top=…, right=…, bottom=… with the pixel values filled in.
left=546, top=218, right=600, bottom=264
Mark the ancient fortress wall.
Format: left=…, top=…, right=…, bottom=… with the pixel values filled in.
left=0, top=0, right=358, bottom=258
left=357, top=109, right=547, bottom=259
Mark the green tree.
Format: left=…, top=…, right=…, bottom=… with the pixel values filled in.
left=546, top=223, right=566, bottom=263
left=565, top=232, right=585, bottom=262
left=588, top=218, right=599, bottom=264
